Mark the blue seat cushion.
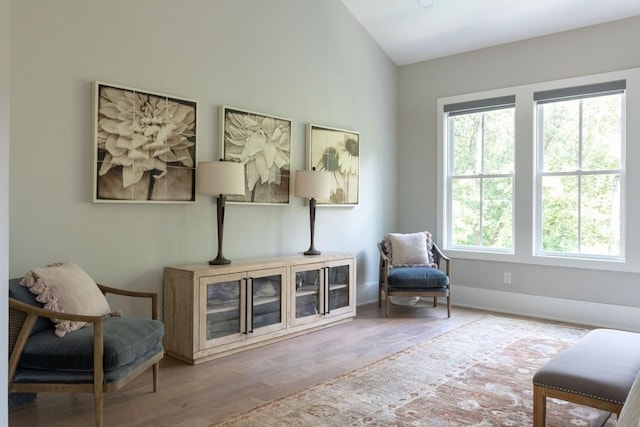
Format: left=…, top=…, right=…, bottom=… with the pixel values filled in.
left=9, top=278, right=53, bottom=336
left=388, top=267, right=449, bottom=290
left=13, top=345, right=163, bottom=385
left=19, top=317, right=164, bottom=372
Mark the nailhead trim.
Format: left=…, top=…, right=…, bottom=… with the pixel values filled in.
left=533, top=381, right=625, bottom=406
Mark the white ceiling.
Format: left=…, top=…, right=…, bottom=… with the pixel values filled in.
left=340, top=0, right=640, bottom=66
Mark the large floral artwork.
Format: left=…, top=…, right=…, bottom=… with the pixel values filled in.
left=220, top=106, right=291, bottom=204
left=308, top=124, right=359, bottom=205
left=93, top=82, right=197, bottom=203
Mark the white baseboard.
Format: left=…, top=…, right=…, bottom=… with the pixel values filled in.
left=453, top=285, right=640, bottom=332
left=357, top=283, right=640, bottom=332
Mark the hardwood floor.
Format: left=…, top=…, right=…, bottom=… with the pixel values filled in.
left=9, top=302, right=487, bottom=427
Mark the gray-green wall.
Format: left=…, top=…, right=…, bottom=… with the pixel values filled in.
left=8, top=0, right=640, bottom=331
left=9, top=0, right=398, bottom=314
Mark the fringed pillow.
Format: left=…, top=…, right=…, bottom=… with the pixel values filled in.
left=20, top=262, right=112, bottom=337
left=384, top=231, right=436, bottom=268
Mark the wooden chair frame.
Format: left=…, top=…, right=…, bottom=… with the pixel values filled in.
left=8, top=284, right=163, bottom=427
left=378, top=241, right=451, bottom=317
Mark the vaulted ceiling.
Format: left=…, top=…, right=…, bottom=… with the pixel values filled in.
left=340, top=0, right=640, bottom=65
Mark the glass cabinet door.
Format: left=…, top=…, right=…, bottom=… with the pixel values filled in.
left=200, top=272, right=247, bottom=348
left=247, top=267, right=287, bottom=335
left=325, top=259, right=354, bottom=317
left=291, top=263, right=325, bottom=326
left=199, top=268, right=287, bottom=349
left=290, top=259, right=354, bottom=326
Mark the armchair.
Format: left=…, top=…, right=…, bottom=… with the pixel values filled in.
left=8, top=276, right=164, bottom=427
left=378, top=231, right=451, bottom=318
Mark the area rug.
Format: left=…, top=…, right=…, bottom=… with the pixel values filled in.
left=213, top=316, right=616, bottom=426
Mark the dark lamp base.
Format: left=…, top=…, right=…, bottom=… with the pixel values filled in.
left=209, top=256, right=231, bottom=265
left=303, top=248, right=321, bottom=256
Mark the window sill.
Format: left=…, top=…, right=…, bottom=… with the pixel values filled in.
left=444, top=248, right=636, bottom=273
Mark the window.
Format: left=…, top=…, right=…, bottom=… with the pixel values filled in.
left=444, top=96, right=515, bottom=251
left=437, top=70, right=639, bottom=271
left=535, top=81, right=625, bottom=259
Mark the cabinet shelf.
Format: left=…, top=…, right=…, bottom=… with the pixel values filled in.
left=206, top=300, right=237, bottom=314
left=206, top=296, right=280, bottom=314
left=295, top=284, right=348, bottom=295
left=295, top=285, right=319, bottom=297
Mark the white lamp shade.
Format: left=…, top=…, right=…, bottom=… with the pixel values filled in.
left=295, top=170, right=331, bottom=199
left=197, top=161, right=246, bottom=196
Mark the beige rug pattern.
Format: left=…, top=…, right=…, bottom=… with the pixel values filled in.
left=214, top=316, right=616, bottom=426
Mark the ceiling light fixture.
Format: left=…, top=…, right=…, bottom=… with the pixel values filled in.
left=417, top=0, right=434, bottom=7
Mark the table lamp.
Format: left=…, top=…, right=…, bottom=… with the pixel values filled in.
left=197, top=160, right=246, bottom=265
left=295, top=168, right=331, bottom=255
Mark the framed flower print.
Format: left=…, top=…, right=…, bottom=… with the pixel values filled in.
left=220, top=106, right=291, bottom=205
left=93, top=81, right=197, bottom=203
left=307, top=124, right=359, bottom=206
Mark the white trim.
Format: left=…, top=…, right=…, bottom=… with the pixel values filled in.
left=453, top=285, right=640, bottom=332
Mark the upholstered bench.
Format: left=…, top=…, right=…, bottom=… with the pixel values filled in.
left=533, top=328, right=640, bottom=426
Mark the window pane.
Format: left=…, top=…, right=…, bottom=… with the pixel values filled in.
left=541, top=175, right=578, bottom=253
left=451, top=178, right=480, bottom=246
left=448, top=105, right=514, bottom=251
left=451, top=113, right=481, bottom=175
left=482, top=178, right=513, bottom=248
left=538, top=88, right=623, bottom=259
left=582, top=94, right=622, bottom=171
left=581, top=174, right=621, bottom=255
left=484, top=109, right=514, bottom=174
left=541, top=101, right=579, bottom=172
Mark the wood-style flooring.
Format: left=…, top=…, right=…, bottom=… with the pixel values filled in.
left=9, top=302, right=488, bottom=427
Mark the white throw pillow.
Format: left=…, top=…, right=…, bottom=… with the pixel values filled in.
left=384, top=231, right=435, bottom=267
left=20, top=262, right=112, bottom=337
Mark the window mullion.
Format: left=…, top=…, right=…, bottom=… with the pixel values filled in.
left=478, top=113, right=485, bottom=246
left=577, top=100, right=583, bottom=253
left=578, top=174, right=582, bottom=253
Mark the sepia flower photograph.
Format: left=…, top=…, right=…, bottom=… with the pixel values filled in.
left=308, top=124, right=359, bottom=205
left=220, top=106, right=291, bottom=205
left=93, top=82, right=197, bottom=203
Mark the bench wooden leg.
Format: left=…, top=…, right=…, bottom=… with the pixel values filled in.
left=533, top=385, right=546, bottom=427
